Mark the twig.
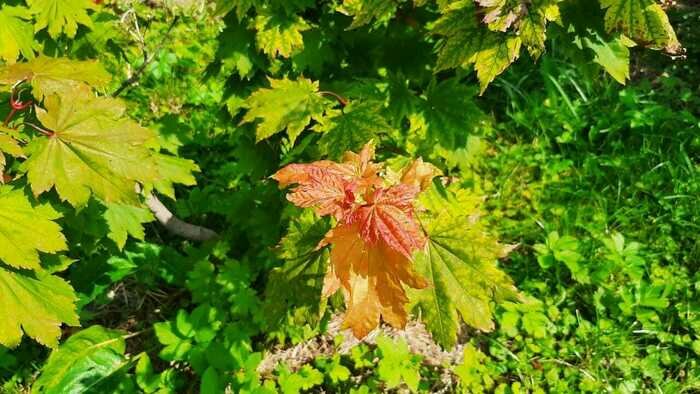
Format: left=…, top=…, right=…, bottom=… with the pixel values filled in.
left=144, top=191, right=218, bottom=241
left=318, top=91, right=349, bottom=107
left=112, top=15, right=180, bottom=97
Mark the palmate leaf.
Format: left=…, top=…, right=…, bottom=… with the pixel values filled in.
left=408, top=184, right=518, bottom=348
left=600, top=0, right=681, bottom=54
left=254, top=11, right=309, bottom=58
left=32, top=325, right=128, bottom=393
left=0, top=189, right=66, bottom=271
left=316, top=101, right=390, bottom=160
left=22, top=92, right=158, bottom=207
left=104, top=203, right=155, bottom=250
left=242, top=77, right=328, bottom=143
left=0, top=57, right=111, bottom=99
left=433, top=1, right=521, bottom=94
left=0, top=5, right=35, bottom=64
left=339, top=0, right=398, bottom=29
left=0, top=267, right=79, bottom=348
left=27, top=0, right=95, bottom=39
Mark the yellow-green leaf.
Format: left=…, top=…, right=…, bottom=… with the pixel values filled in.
left=0, top=57, right=111, bottom=99
left=600, top=0, right=681, bottom=54
left=23, top=93, right=158, bottom=207
left=408, top=184, right=518, bottom=348
left=0, top=5, right=35, bottom=64
left=104, top=202, right=155, bottom=250
left=0, top=267, right=79, bottom=348
left=242, top=77, right=328, bottom=143
left=254, top=11, right=309, bottom=58
left=0, top=189, right=66, bottom=270
left=27, top=0, right=95, bottom=39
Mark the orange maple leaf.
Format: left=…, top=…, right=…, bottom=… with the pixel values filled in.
left=273, top=142, right=437, bottom=338
left=321, top=224, right=428, bottom=339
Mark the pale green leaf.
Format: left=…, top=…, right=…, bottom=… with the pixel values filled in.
left=316, top=101, right=390, bottom=159
left=0, top=5, right=35, bottom=64
left=408, top=184, right=518, bottom=348
left=32, top=325, right=128, bottom=393
left=584, top=34, right=631, bottom=85
left=242, top=77, right=327, bottom=142
left=0, top=57, right=111, bottom=99
left=0, top=189, right=66, bottom=270
left=600, top=0, right=681, bottom=54
left=23, top=92, right=158, bottom=207
left=0, top=267, right=78, bottom=348
left=27, top=0, right=95, bottom=39
left=104, top=202, right=155, bottom=250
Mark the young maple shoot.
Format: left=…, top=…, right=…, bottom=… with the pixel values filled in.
left=273, top=142, right=517, bottom=344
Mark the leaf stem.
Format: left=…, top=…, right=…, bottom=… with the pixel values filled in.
left=24, top=122, right=54, bottom=137
left=318, top=91, right=349, bottom=107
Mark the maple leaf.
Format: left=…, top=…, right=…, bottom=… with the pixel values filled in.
left=0, top=189, right=66, bottom=271
left=408, top=184, right=519, bottom=348
left=0, top=57, right=111, bottom=99
left=242, top=77, right=328, bottom=143
left=348, top=184, right=426, bottom=260
left=584, top=33, right=633, bottom=85
left=600, top=0, right=681, bottom=54
left=316, top=101, right=392, bottom=160
left=322, top=224, right=427, bottom=339
left=104, top=202, right=155, bottom=250
left=0, top=131, right=24, bottom=179
left=22, top=92, right=158, bottom=206
left=517, top=0, right=560, bottom=58
left=149, top=153, right=200, bottom=200
left=254, top=11, right=309, bottom=58
left=0, top=267, right=79, bottom=348
left=476, top=0, right=527, bottom=32
left=339, top=0, right=398, bottom=29
left=0, top=5, right=35, bottom=64
left=433, top=1, right=521, bottom=94
left=27, top=0, right=95, bottom=39
left=399, top=158, right=440, bottom=191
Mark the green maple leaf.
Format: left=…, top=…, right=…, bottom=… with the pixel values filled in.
left=600, top=0, right=681, bottom=54
left=0, top=267, right=79, bottom=348
left=433, top=1, right=521, bottom=94
left=23, top=93, right=158, bottom=207
left=316, top=101, right=390, bottom=159
left=254, top=11, right=309, bottom=58
left=104, top=203, right=155, bottom=250
left=0, top=131, right=24, bottom=176
left=149, top=153, right=200, bottom=200
left=0, top=5, right=35, bottom=64
left=408, top=184, right=518, bottom=348
left=0, top=57, right=111, bottom=99
left=27, top=0, right=95, bottom=39
left=263, top=210, right=331, bottom=328
left=0, top=189, right=66, bottom=271
left=339, top=0, right=398, bottom=29
left=409, top=79, right=489, bottom=150
left=33, top=326, right=128, bottom=392
left=242, top=77, right=328, bottom=142
left=518, top=0, right=560, bottom=58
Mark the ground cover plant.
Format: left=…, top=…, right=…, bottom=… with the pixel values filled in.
left=0, top=0, right=698, bottom=392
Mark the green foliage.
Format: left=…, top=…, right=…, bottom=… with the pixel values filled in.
left=0, top=0, right=696, bottom=393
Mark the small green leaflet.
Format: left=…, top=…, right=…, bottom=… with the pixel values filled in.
left=432, top=1, right=521, bottom=94
left=23, top=92, right=157, bottom=206
left=104, top=202, right=155, bottom=250
left=316, top=101, right=390, bottom=159
left=0, top=57, right=111, bottom=99
left=409, top=184, right=518, bottom=348
left=0, top=267, right=79, bottom=348
left=254, top=11, right=309, bottom=58
left=32, top=326, right=128, bottom=393
left=600, top=0, right=681, bottom=54
left=0, top=189, right=66, bottom=270
left=584, top=33, right=633, bottom=85
left=27, top=0, right=95, bottom=39
left=375, top=336, right=422, bottom=391
left=242, top=77, right=328, bottom=142
left=0, top=5, right=35, bottom=64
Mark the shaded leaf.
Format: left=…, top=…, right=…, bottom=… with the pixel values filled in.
left=316, top=101, right=390, bottom=160
left=600, top=0, right=681, bottom=54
